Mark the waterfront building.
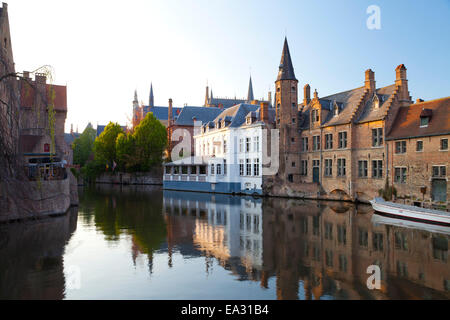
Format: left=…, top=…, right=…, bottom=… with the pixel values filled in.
left=386, top=97, right=450, bottom=203
left=163, top=102, right=275, bottom=195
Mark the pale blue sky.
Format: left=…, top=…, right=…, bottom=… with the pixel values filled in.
left=8, top=0, right=450, bottom=132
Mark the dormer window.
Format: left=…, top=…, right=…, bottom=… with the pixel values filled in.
left=312, top=109, right=319, bottom=123
left=373, top=95, right=380, bottom=109
left=246, top=117, right=252, bottom=125
left=333, top=102, right=339, bottom=117
left=420, top=117, right=429, bottom=127
left=420, top=108, right=432, bottom=127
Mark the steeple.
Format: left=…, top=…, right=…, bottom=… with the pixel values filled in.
left=247, top=76, right=254, bottom=102
left=133, top=90, right=139, bottom=110
left=210, top=88, right=213, bottom=100
left=277, top=37, right=296, bottom=81
left=149, top=83, right=154, bottom=107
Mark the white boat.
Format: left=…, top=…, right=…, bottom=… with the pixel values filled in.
left=370, top=197, right=450, bottom=226
left=371, top=213, right=450, bottom=236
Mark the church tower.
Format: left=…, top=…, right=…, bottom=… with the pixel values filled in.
left=149, top=83, right=154, bottom=108
left=247, top=76, right=254, bottom=102
left=132, top=90, right=140, bottom=128
left=275, top=37, right=299, bottom=181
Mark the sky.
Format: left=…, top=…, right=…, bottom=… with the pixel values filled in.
left=7, top=0, right=450, bottom=132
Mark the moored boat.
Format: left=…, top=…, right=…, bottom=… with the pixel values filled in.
left=370, top=197, right=450, bottom=226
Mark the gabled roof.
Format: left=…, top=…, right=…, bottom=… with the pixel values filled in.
left=174, top=106, right=223, bottom=126
left=277, top=37, right=296, bottom=81
left=209, top=97, right=247, bottom=109
left=355, top=84, right=396, bottom=123
left=142, top=105, right=184, bottom=121
left=386, top=97, right=450, bottom=140
left=210, top=103, right=261, bottom=129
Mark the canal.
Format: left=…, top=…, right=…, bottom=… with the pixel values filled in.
left=0, top=184, right=449, bottom=299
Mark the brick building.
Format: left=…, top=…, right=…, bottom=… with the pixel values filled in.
left=269, top=37, right=448, bottom=205
left=386, top=97, right=450, bottom=203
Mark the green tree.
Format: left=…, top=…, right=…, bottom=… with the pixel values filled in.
left=116, top=132, right=135, bottom=172
left=132, top=113, right=167, bottom=171
left=94, top=122, right=124, bottom=168
left=72, top=123, right=96, bottom=167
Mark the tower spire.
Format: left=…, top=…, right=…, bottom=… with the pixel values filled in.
left=277, top=37, right=296, bottom=81
left=149, top=83, right=154, bottom=107
left=247, top=76, right=254, bottom=102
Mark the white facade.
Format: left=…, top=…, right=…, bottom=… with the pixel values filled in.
left=194, top=120, right=264, bottom=193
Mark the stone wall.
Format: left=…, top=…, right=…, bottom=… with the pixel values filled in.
left=0, top=176, right=72, bottom=223
left=95, top=169, right=163, bottom=186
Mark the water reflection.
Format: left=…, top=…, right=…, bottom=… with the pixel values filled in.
left=0, top=207, right=78, bottom=299
left=162, top=190, right=450, bottom=299
left=1, top=185, right=449, bottom=300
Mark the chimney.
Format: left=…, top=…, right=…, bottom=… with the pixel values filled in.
left=268, top=91, right=272, bottom=106
left=365, top=69, right=376, bottom=92
left=22, top=71, right=30, bottom=79
left=395, top=64, right=410, bottom=103
left=204, top=85, right=209, bottom=106
left=168, top=98, right=173, bottom=127
left=35, top=73, right=47, bottom=84
left=303, top=84, right=311, bottom=105
left=260, top=102, right=269, bottom=123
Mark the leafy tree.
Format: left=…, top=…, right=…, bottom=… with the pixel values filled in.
left=94, top=122, right=124, bottom=168
left=116, top=132, right=135, bottom=172
left=72, top=123, right=96, bottom=167
left=132, top=113, right=167, bottom=171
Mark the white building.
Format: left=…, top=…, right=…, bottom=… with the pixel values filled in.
left=163, top=103, right=275, bottom=195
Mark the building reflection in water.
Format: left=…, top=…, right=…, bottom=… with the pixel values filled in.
left=162, top=191, right=450, bottom=300
left=0, top=207, right=78, bottom=299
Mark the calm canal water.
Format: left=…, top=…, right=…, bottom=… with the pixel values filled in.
left=0, top=184, right=449, bottom=300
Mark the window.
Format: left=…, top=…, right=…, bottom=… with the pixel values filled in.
left=338, top=225, right=346, bottom=245
left=288, top=174, right=293, bottom=182
left=301, top=137, right=308, bottom=151
left=292, top=116, right=296, bottom=123
left=395, top=141, right=406, bottom=154
left=44, top=143, right=50, bottom=152
left=246, top=159, right=251, bottom=176
left=441, top=139, right=448, bottom=150
left=173, top=166, right=179, bottom=174
left=326, top=250, right=333, bottom=267
left=246, top=137, right=251, bottom=152
left=300, top=160, right=308, bottom=176
left=223, top=140, right=227, bottom=154
left=394, top=167, right=407, bottom=183
left=420, top=117, right=429, bottom=127
left=395, top=232, right=408, bottom=251
left=338, top=132, right=347, bottom=149
left=339, top=255, right=347, bottom=272
left=199, top=166, right=206, bottom=175
left=337, top=158, right=346, bottom=176
left=372, top=128, right=383, bottom=147
left=313, top=135, right=321, bottom=151
left=358, top=228, right=368, bottom=247
left=325, top=133, right=333, bottom=149
left=223, top=160, right=227, bottom=175
left=358, top=160, right=368, bottom=178
left=239, top=138, right=243, bottom=152
left=373, top=233, right=384, bottom=251
left=432, top=166, right=446, bottom=177
left=210, top=164, right=215, bottom=176
left=253, top=136, right=259, bottom=152
left=372, top=160, right=383, bottom=178
left=291, top=137, right=295, bottom=143
left=254, top=158, right=260, bottom=176
left=325, top=222, right=333, bottom=240
left=291, top=161, right=296, bottom=167
left=239, top=160, right=244, bottom=176
left=182, top=166, right=188, bottom=174
left=191, top=166, right=197, bottom=175
left=312, top=109, right=319, bottom=122
left=416, top=140, right=423, bottom=152
left=324, top=159, right=333, bottom=176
